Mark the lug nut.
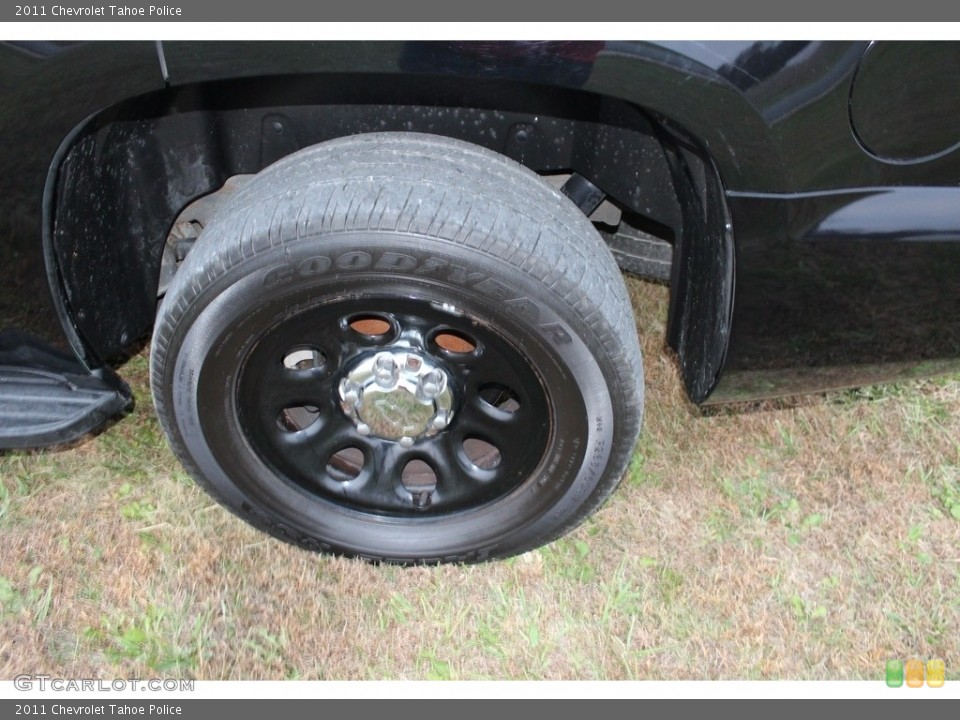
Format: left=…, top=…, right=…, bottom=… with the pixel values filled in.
left=405, top=354, right=422, bottom=372
left=357, top=422, right=371, bottom=436
left=431, top=412, right=450, bottom=431
left=340, top=379, right=362, bottom=407
left=373, top=353, right=398, bottom=388
left=399, top=436, right=414, bottom=448
left=418, top=370, right=445, bottom=401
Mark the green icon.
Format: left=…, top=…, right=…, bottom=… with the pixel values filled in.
left=886, top=659, right=904, bottom=687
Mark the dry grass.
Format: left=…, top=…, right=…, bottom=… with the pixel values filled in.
left=1, top=277, right=958, bottom=680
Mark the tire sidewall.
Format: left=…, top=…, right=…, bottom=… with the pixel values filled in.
left=163, top=233, right=619, bottom=561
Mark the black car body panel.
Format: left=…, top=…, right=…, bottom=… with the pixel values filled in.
left=0, top=41, right=165, bottom=356
left=1, top=39, right=959, bottom=447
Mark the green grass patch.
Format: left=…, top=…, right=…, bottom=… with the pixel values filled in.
left=86, top=602, right=208, bottom=676
left=0, top=566, right=53, bottom=625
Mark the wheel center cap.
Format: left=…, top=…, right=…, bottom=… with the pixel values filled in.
left=338, top=350, right=454, bottom=446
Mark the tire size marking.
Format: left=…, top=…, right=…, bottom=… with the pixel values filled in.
left=538, top=438, right=566, bottom=486
left=587, top=417, right=606, bottom=479
left=538, top=436, right=585, bottom=488
left=587, top=438, right=607, bottom=481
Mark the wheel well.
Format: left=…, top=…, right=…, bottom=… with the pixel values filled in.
left=49, top=72, right=732, bottom=401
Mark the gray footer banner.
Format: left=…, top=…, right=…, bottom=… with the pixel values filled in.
left=3, top=699, right=959, bottom=719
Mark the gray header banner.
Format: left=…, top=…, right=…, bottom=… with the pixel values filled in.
left=4, top=1, right=960, bottom=22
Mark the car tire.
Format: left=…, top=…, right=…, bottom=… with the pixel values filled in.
left=150, top=132, right=643, bottom=563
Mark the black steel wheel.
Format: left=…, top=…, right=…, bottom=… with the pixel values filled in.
left=236, top=294, right=552, bottom=515
left=151, top=133, right=643, bottom=563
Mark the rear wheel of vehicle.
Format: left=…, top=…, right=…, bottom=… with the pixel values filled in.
left=150, top=132, right=643, bottom=563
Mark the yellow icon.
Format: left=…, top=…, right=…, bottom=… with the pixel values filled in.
left=926, top=659, right=945, bottom=688
left=905, top=659, right=925, bottom=687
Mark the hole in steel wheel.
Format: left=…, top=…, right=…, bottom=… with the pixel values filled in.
left=347, top=314, right=392, bottom=337
left=433, top=329, right=477, bottom=355
left=276, top=406, right=320, bottom=432
left=401, top=459, right=437, bottom=490
left=327, top=447, right=364, bottom=482
left=478, top=383, right=521, bottom=414
left=282, top=346, right=326, bottom=370
left=401, top=460, right=438, bottom=510
left=463, top=437, right=502, bottom=470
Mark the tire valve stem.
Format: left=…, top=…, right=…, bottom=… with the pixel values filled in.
left=414, top=490, right=432, bottom=509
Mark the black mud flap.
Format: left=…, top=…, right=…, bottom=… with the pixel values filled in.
left=0, top=330, right=132, bottom=449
